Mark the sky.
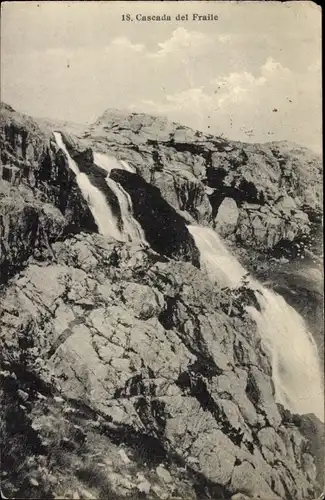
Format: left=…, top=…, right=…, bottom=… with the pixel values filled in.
left=1, top=1, right=322, bottom=152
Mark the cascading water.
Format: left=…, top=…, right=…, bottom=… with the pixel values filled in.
left=53, top=132, right=123, bottom=240
left=188, top=225, right=324, bottom=421
left=93, top=151, right=146, bottom=245
left=54, top=133, right=146, bottom=245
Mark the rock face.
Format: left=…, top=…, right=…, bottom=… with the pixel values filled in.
left=0, top=103, right=323, bottom=499
left=0, top=103, right=98, bottom=281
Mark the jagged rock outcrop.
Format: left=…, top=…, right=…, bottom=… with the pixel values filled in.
left=1, top=103, right=322, bottom=269
left=215, top=198, right=239, bottom=237
left=89, top=111, right=324, bottom=355
left=0, top=182, right=66, bottom=281
left=1, top=234, right=322, bottom=499
left=63, top=109, right=323, bottom=356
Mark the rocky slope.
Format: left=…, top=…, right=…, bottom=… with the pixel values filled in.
left=66, top=109, right=324, bottom=353
left=0, top=103, right=324, bottom=500
left=1, top=234, right=323, bottom=500
left=0, top=104, right=199, bottom=280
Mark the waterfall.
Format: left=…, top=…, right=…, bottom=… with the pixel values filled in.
left=54, top=133, right=146, bottom=245
left=188, top=225, right=324, bottom=421
left=53, top=132, right=122, bottom=240
left=93, top=151, right=146, bottom=245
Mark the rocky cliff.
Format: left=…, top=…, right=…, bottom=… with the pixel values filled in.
left=79, top=109, right=322, bottom=252
left=0, top=104, right=98, bottom=281
left=0, top=103, right=323, bottom=500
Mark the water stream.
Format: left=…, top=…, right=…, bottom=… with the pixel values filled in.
left=188, top=225, right=324, bottom=421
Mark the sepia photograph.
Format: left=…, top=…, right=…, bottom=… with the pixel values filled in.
left=0, top=1, right=323, bottom=499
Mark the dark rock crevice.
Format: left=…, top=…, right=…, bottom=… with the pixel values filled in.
left=110, top=169, right=200, bottom=266
left=0, top=204, right=64, bottom=284
left=176, top=369, right=245, bottom=448
left=158, top=295, right=222, bottom=376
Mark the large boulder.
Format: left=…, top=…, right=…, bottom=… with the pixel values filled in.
left=215, top=197, right=239, bottom=237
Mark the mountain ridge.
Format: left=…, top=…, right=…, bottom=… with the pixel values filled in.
left=2, top=102, right=322, bottom=156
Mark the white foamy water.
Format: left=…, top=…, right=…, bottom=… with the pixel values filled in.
left=106, top=177, right=146, bottom=244
left=188, top=225, right=324, bottom=421
left=93, top=151, right=135, bottom=174
left=53, top=132, right=122, bottom=240
left=93, top=151, right=146, bottom=245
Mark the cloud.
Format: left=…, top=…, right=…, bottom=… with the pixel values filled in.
left=261, top=57, right=292, bottom=79
left=129, top=87, right=215, bottom=132
left=129, top=88, right=207, bottom=113
left=110, top=37, right=145, bottom=53
left=1, top=36, right=152, bottom=123
left=212, top=71, right=266, bottom=108
left=218, top=34, right=232, bottom=44
left=133, top=58, right=291, bottom=115
left=212, top=58, right=291, bottom=101
left=2, top=12, right=320, bottom=153
left=130, top=56, right=321, bottom=151
left=148, top=27, right=213, bottom=59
